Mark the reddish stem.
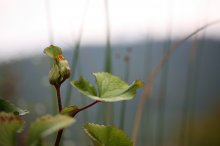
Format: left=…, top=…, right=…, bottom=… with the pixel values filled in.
left=55, top=85, right=62, bottom=112
left=72, top=100, right=101, bottom=117
left=54, top=85, right=63, bottom=146
left=55, top=130, right=63, bottom=146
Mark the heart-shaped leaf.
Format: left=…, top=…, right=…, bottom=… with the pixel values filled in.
left=44, top=45, right=62, bottom=59
left=0, top=112, right=25, bottom=146
left=71, top=72, right=143, bottom=102
left=84, top=123, right=133, bottom=146
left=27, top=114, right=75, bottom=146
left=0, top=98, right=29, bottom=115
left=71, top=76, right=97, bottom=97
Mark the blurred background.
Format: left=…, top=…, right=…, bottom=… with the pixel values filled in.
left=0, top=0, right=220, bottom=145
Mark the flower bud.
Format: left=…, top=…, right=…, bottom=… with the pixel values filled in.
left=58, top=59, right=71, bottom=79
left=49, top=64, right=61, bottom=85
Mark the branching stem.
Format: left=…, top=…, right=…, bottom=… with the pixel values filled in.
left=54, top=86, right=100, bottom=146
left=72, top=100, right=101, bottom=117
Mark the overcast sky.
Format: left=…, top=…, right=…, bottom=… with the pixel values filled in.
left=0, top=0, right=220, bottom=62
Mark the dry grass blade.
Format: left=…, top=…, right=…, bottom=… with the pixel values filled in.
left=103, top=0, right=113, bottom=125
left=64, top=0, right=89, bottom=106
left=131, top=20, right=220, bottom=145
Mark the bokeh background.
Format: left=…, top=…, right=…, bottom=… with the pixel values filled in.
left=0, top=0, right=220, bottom=146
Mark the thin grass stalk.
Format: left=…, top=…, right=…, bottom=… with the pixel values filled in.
left=78, top=60, right=88, bottom=123
left=187, top=44, right=200, bottom=145
left=155, top=2, right=173, bottom=144
left=179, top=38, right=198, bottom=146
left=119, top=52, right=130, bottom=130
left=179, top=15, right=209, bottom=146
left=103, top=0, right=113, bottom=125
left=142, top=43, right=153, bottom=146
left=185, top=35, right=206, bottom=146
left=186, top=13, right=209, bottom=146
left=64, top=0, right=89, bottom=106
left=155, top=46, right=170, bottom=146
left=44, top=0, right=56, bottom=114
left=131, top=20, right=220, bottom=145
left=77, top=59, right=89, bottom=146
left=45, top=0, right=54, bottom=44
left=179, top=2, right=210, bottom=146
left=119, top=102, right=126, bottom=129
left=104, top=0, right=112, bottom=73
left=81, top=94, right=88, bottom=122
left=187, top=41, right=205, bottom=146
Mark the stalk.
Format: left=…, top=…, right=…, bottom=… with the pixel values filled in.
left=186, top=41, right=203, bottom=146
left=54, top=85, right=100, bottom=146
left=44, top=0, right=57, bottom=114
left=142, top=40, right=153, bottom=145
left=186, top=11, right=209, bottom=146
left=78, top=61, right=88, bottom=122
left=64, top=0, right=89, bottom=106
left=119, top=52, right=130, bottom=130
left=54, top=85, right=63, bottom=146
left=72, top=101, right=101, bottom=117
left=155, top=4, right=173, bottom=144
left=103, top=0, right=113, bottom=125
left=55, top=85, right=62, bottom=112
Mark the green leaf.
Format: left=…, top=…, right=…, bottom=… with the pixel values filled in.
left=61, top=106, right=79, bottom=116
left=84, top=123, right=133, bottom=146
left=71, top=76, right=97, bottom=98
left=0, top=112, right=25, bottom=146
left=27, top=114, right=75, bottom=146
left=71, top=72, right=143, bottom=102
left=43, top=45, right=62, bottom=59
left=0, top=98, right=29, bottom=115
left=94, top=72, right=129, bottom=98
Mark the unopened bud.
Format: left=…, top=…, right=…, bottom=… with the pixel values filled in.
left=49, top=64, right=61, bottom=85
left=58, top=59, right=71, bottom=79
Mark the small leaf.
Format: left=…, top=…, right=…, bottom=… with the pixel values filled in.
left=84, top=123, right=133, bottom=146
left=0, top=112, right=25, bottom=146
left=0, top=98, right=29, bottom=115
left=27, top=114, right=75, bottom=146
left=94, top=72, right=129, bottom=98
left=71, top=72, right=143, bottom=102
left=61, top=106, right=79, bottom=116
left=44, top=45, right=62, bottom=59
left=70, top=76, right=97, bottom=98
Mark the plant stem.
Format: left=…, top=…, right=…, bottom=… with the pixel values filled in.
left=72, top=100, right=101, bottom=117
left=55, top=85, right=62, bottom=112
left=54, top=85, right=63, bottom=146
left=78, top=100, right=100, bottom=112
left=54, top=89, right=100, bottom=146
left=56, top=101, right=101, bottom=146
left=55, top=130, right=63, bottom=146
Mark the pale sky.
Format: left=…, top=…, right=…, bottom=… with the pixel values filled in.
left=0, top=0, right=220, bottom=62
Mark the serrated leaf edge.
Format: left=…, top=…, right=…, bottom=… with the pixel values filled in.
left=84, top=123, right=133, bottom=146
